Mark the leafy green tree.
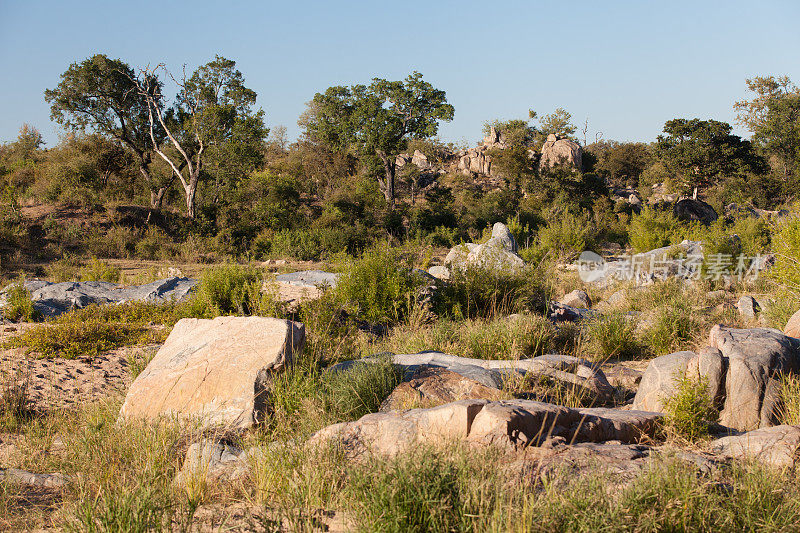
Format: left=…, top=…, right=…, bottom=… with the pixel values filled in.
left=45, top=54, right=171, bottom=207
left=538, top=108, right=576, bottom=139
left=588, top=141, right=652, bottom=186
left=735, top=76, right=800, bottom=179
left=655, top=118, right=765, bottom=196
left=134, top=55, right=267, bottom=218
left=301, top=72, right=454, bottom=207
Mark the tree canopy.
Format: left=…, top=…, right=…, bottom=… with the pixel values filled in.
left=301, top=72, right=454, bottom=206
left=45, top=54, right=171, bottom=207
left=655, top=118, right=764, bottom=195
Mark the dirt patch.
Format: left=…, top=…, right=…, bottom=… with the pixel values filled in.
left=0, top=335, right=157, bottom=412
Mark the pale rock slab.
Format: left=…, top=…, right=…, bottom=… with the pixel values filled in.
left=119, top=316, right=305, bottom=429
left=711, top=425, right=800, bottom=468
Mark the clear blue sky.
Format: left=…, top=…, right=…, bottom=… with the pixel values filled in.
left=1, top=0, right=798, bottom=147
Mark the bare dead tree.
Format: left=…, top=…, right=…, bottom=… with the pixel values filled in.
left=131, top=64, right=203, bottom=219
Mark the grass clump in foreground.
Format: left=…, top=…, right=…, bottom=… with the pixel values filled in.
left=263, top=354, right=403, bottom=439
left=662, top=372, right=718, bottom=442
left=582, top=312, right=642, bottom=361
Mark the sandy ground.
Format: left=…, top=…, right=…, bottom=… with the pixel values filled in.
left=0, top=323, right=157, bottom=413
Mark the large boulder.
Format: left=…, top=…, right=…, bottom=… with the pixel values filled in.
left=275, top=270, right=338, bottom=289
left=444, top=222, right=524, bottom=273
left=119, top=316, right=305, bottom=429
left=380, top=366, right=507, bottom=412
left=673, top=199, right=718, bottom=225
left=633, top=326, right=800, bottom=431
left=0, top=277, right=197, bottom=318
left=710, top=325, right=800, bottom=431
left=784, top=309, right=800, bottom=338
left=711, top=425, right=800, bottom=469
left=308, top=399, right=662, bottom=457
left=539, top=134, right=582, bottom=171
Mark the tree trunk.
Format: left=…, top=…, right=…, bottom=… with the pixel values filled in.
left=184, top=170, right=200, bottom=219
left=378, top=155, right=396, bottom=208
left=150, top=187, right=167, bottom=209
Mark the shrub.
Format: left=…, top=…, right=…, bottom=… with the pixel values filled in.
left=3, top=281, right=39, bottom=322
left=46, top=255, right=82, bottom=282
left=628, top=206, right=682, bottom=253
left=134, top=226, right=178, bottom=260
left=642, top=303, right=699, bottom=355
left=79, top=256, right=121, bottom=283
left=662, top=372, right=718, bottom=441
left=321, top=355, right=403, bottom=422
left=184, top=264, right=281, bottom=318
left=334, top=246, right=420, bottom=324
left=770, top=214, right=800, bottom=291
left=434, top=264, right=545, bottom=319
left=536, top=211, right=593, bottom=261
left=583, top=312, right=642, bottom=360
left=4, top=317, right=150, bottom=359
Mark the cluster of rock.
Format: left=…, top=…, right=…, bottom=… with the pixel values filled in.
left=0, top=277, right=197, bottom=318
left=395, top=149, right=433, bottom=172
left=539, top=134, right=582, bottom=171
left=429, top=222, right=523, bottom=281
left=634, top=325, right=800, bottom=432
left=455, top=127, right=506, bottom=177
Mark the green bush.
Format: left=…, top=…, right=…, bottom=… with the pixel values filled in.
left=184, top=264, right=281, bottom=318
left=79, top=256, right=121, bottom=283
left=770, top=214, right=800, bottom=291
left=662, top=373, right=718, bottom=441
left=584, top=312, right=642, bottom=360
left=254, top=226, right=368, bottom=261
left=5, top=317, right=151, bottom=359
left=642, top=303, right=698, bottom=355
left=334, top=246, right=421, bottom=324
left=536, top=211, right=593, bottom=261
left=628, top=206, right=682, bottom=253
left=3, top=281, right=39, bottom=322
left=134, top=226, right=178, bottom=260
left=321, top=356, right=403, bottom=421
left=434, top=264, right=545, bottom=319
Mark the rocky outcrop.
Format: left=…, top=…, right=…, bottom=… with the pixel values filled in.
left=329, top=351, right=615, bottom=406
left=539, top=134, right=582, bottom=171
left=0, top=277, right=197, bottom=318
left=119, top=316, right=305, bottom=430
left=584, top=240, right=705, bottom=286
left=673, top=199, right=718, bottom=225
left=380, top=366, right=508, bottom=411
left=633, top=326, right=800, bottom=431
left=396, top=149, right=433, bottom=171
left=455, top=128, right=511, bottom=177
left=307, top=399, right=662, bottom=457
left=275, top=270, right=339, bottom=289
left=443, top=222, right=524, bottom=274
left=711, top=425, right=800, bottom=468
